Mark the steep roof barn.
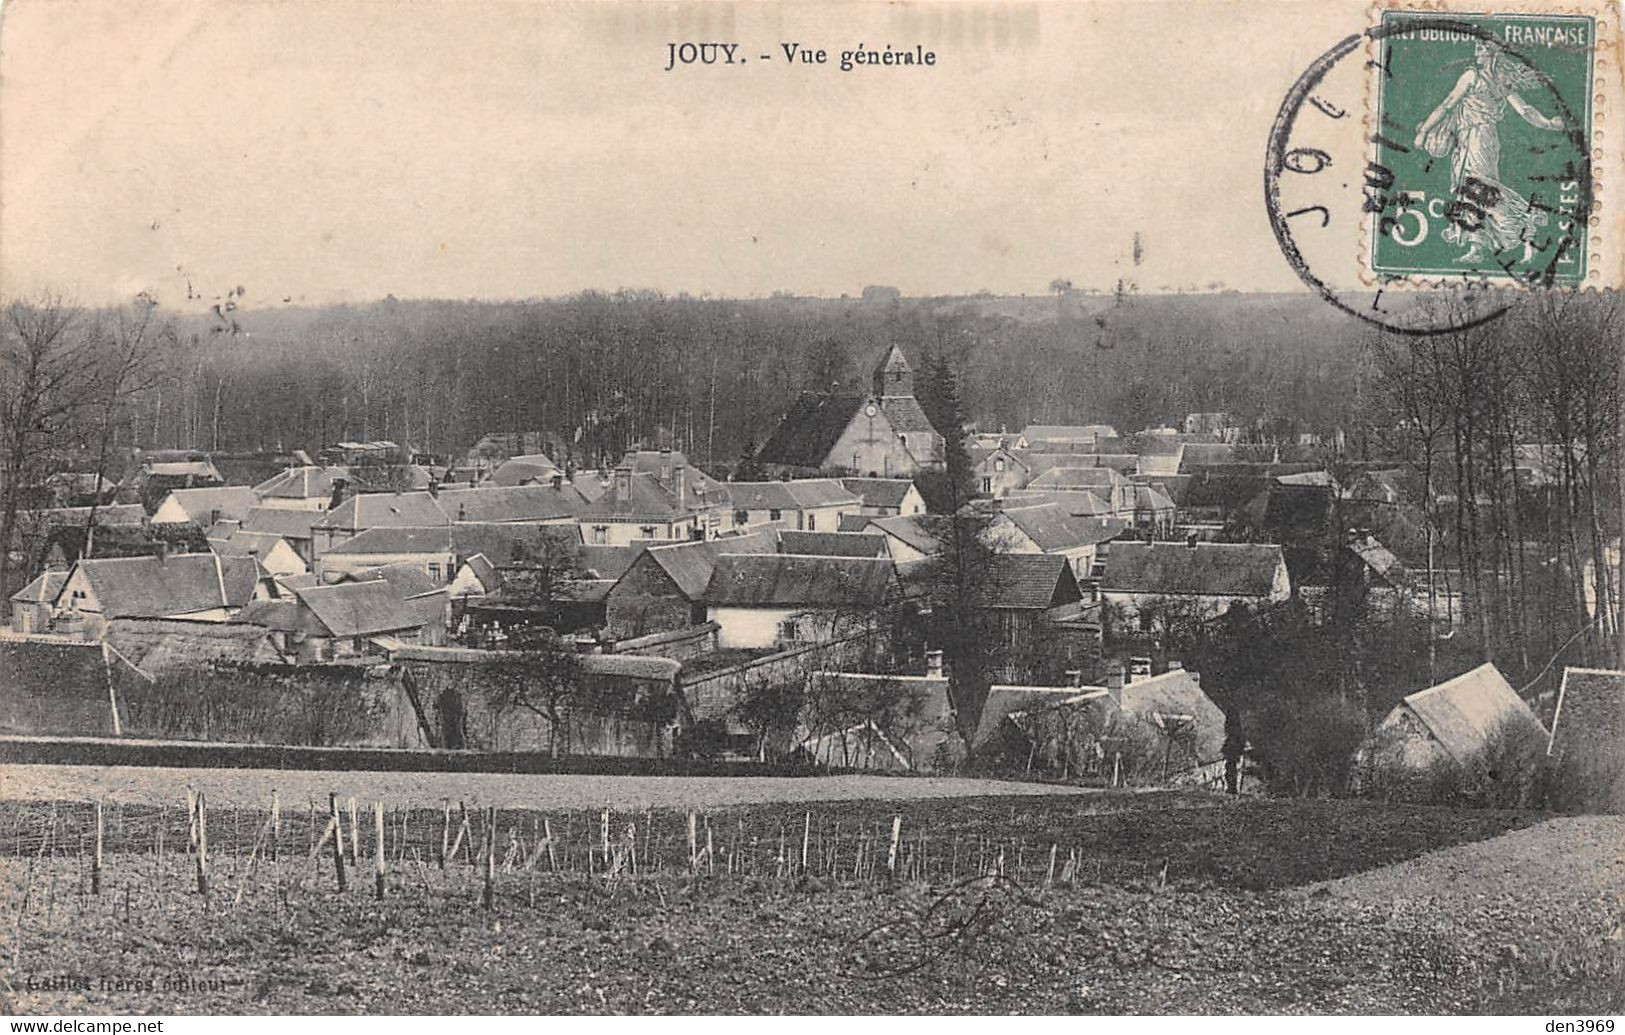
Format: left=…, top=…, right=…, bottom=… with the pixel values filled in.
left=1396, top=663, right=1547, bottom=766
left=756, top=393, right=870, bottom=468
left=975, top=554, right=1083, bottom=610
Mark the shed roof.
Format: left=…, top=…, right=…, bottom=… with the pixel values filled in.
left=1103, top=542, right=1285, bottom=598
left=777, top=531, right=889, bottom=558
left=437, top=483, right=588, bottom=523
left=291, top=580, right=426, bottom=638
left=839, top=478, right=917, bottom=510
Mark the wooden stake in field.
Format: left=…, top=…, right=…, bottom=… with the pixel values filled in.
left=600, top=808, right=610, bottom=862
left=374, top=801, right=386, bottom=901
left=347, top=796, right=359, bottom=866
left=887, top=815, right=901, bottom=878
left=800, top=812, right=811, bottom=875
left=482, top=806, right=496, bottom=911
left=270, top=790, right=281, bottom=863
left=92, top=800, right=103, bottom=896
left=328, top=793, right=347, bottom=892
left=195, top=792, right=210, bottom=897
left=186, top=789, right=198, bottom=852
left=438, top=800, right=450, bottom=870
left=543, top=818, right=557, bottom=872
left=1046, top=843, right=1058, bottom=888
left=687, top=812, right=697, bottom=874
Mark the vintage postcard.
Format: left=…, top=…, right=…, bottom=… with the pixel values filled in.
left=1, top=0, right=1622, bottom=1022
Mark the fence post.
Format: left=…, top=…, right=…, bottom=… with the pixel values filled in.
left=374, top=801, right=386, bottom=901
left=801, top=812, right=811, bottom=875
left=482, top=807, right=496, bottom=911
left=887, top=815, right=901, bottom=878
left=544, top=818, right=557, bottom=872
left=687, top=812, right=697, bottom=874
left=439, top=800, right=450, bottom=870
left=92, top=800, right=103, bottom=896
left=328, top=793, right=347, bottom=892
left=195, top=792, right=210, bottom=898
left=348, top=796, right=359, bottom=866
left=270, top=790, right=280, bottom=864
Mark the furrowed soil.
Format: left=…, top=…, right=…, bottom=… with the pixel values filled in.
left=1, top=792, right=1620, bottom=1014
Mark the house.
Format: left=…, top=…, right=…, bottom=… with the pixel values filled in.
left=1131, top=483, right=1178, bottom=534
left=1133, top=437, right=1185, bottom=478
left=801, top=668, right=955, bottom=771
left=970, top=446, right=1029, bottom=499
left=448, top=553, right=502, bottom=601
left=700, top=553, right=896, bottom=649
left=309, top=490, right=450, bottom=555
left=1103, top=541, right=1292, bottom=623
left=134, top=453, right=225, bottom=507
left=239, top=578, right=435, bottom=663
left=579, top=467, right=701, bottom=546
left=725, top=479, right=863, bottom=533
left=1005, top=488, right=1113, bottom=518
left=1183, top=412, right=1235, bottom=438
left=336, top=563, right=450, bottom=645
left=972, top=553, right=1092, bottom=661
left=999, top=504, right=1127, bottom=582
left=251, top=465, right=347, bottom=511
left=839, top=478, right=926, bottom=517
left=40, top=523, right=209, bottom=570
left=1545, top=667, right=1625, bottom=812
left=1028, top=467, right=1135, bottom=517
left=464, top=431, right=568, bottom=471
left=1016, top=424, right=1118, bottom=451
left=150, top=486, right=260, bottom=527
left=603, top=532, right=777, bottom=639
left=210, top=530, right=308, bottom=578
left=9, top=570, right=67, bottom=633
left=51, top=552, right=261, bottom=639
left=239, top=507, right=322, bottom=565
left=624, top=449, right=732, bottom=535
left=1113, top=667, right=1228, bottom=782
left=1356, top=663, right=1548, bottom=802
left=865, top=514, right=942, bottom=566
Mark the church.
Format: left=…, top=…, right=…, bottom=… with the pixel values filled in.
left=756, top=346, right=947, bottom=477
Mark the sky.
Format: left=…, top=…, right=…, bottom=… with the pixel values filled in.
left=0, top=0, right=1387, bottom=309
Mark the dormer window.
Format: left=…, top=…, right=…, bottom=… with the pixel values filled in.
left=994, top=458, right=1006, bottom=472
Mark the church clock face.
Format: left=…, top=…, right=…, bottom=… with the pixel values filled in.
left=864, top=404, right=877, bottom=417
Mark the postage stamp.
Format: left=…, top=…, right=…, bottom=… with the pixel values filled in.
left=1367, top=10, right=1596, bottom=286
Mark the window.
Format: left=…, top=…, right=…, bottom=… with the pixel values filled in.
left=982, top=477, right=992, bottom=494
left=734, top=509, right=748, bottom=527
left=427, top=563, right=441, bottom=581
left=769, top=509, right=782, bottom=522
left=807, top=514, right=816, bottom=531
left=640, top=526, right=656, bottom=539
left=777, top=617, right=801, bottom=641
left=591, top=525, right=608, bottom=545
left=994, top=458, right=1005, bottom=472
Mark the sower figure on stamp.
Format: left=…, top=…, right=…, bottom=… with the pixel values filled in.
left=1413, top=41, right=1566, bottom=264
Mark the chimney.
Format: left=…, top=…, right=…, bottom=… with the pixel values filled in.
left=924, top=650, right=944, bottom=678
left=615, top=464, right=633, bottom=500
left=1186, top=532, right=1199, bottom=548
left=675, top=466, right=687, bottom=510
left=1104, top=661, right=1124, bottom=705
left=154, top=540, right=168, bottom=565
left=551, top=473, right=563, bottom=490
left=659, top=448, right=674, bottom=486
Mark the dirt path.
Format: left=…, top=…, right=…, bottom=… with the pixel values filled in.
left=0, top=763, right=1091, bottom=809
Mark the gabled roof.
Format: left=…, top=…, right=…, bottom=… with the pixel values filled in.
left=576, top=545, right=649, bottom=581
left=154, top=486, right=259, bottom=524
left=1401, top=663, right=1547, bottom=765
left=725, top=481, right=803, bottom=512
left=312, top=492, right=449, bottom=532
left=1001, top=504, right=1123, bottom=552
left=1119, top=669, right=1227, bottom=766
left=10, top=570, right=67, bottom=605
left=253, top=465, right=347, bottom=500
left=757, top=393, right=870, bottom=468
left=778, top=531, right=889, bottom=558
left=103, top=618, right=281, bottom=678
left=343, top=562, right=441, bottom=600
left=582, top=471, right=683, bottom=521
left=839, top=478, right=918, bottom=510
left=974, top=553, right=1081, bottom=610
left=145, top=460, right=223, bottom=480
left=1103, top=542, right=1286, bottom=598
left=66, top=553, right=245, bottom=618
left=701, top=554, right=895, bottom=607
left=290, top=580, right=426, bottom=638
left=639, top=531, right=778, bottom=600
left=1020, top=424, right=1117, bottom=443
left=787, top=478, right=863, bottom=509
left=868, top=514, right=941, bottom=556
left=240, top=506, right=320, bottom=540
left=975, top=685, right=1106, bottom=748
left=457, top=553, right=502, bottom=595
left=839, top=513, right=879, bottom=533
left=1134, top=484, right=1176, bottom=511
left=1030, top=466, right=1131, bottom=490
left=453, top=522, right=583, bottom=566
left=323, top=525, right=454, bottom=557
left=437, top=483, right=589, bottom=523
left=1179, top=442, right=1235, bottom=469
left=1005, top=489, right=1111, bottom=517
left=624, top=450, right=729, bottom=502
left=1348, top=534, right=1405, bottom=584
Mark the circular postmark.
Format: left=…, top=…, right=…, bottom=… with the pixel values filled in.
left=1265, top=16, right=1595, bottom=335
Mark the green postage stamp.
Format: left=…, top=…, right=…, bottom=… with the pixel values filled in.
left=1368, top=10, right=1597, bottom=286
